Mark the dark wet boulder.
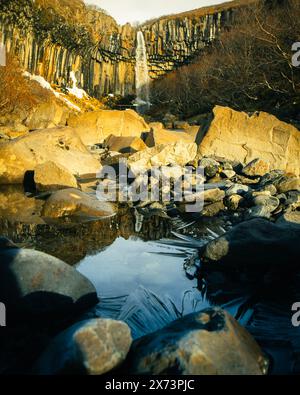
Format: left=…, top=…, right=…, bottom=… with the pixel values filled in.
left=127, top=307, right=268, bottom=375
left=199, top=158, right=220, bottom=178
left=246, top=205, right=273, bottom=219
left=33, top=319, right=132, bottom=375
left=201, top=218, right=300, bottom=269
left=224, top=194, right=244, bottom=211
left=0, top=237, right=18, bottom=249
left=242, top=158, right=270, bottom=177
left=225, top=183, right=250, bottom=196
left=202, top=201, right=225, bottom=217
left=252, top=195, right=280, bottom=212
left=0, top=243, right=99, bottom=323
left=276, top=177, right=300, bottom=193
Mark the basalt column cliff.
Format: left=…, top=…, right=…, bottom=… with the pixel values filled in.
left=0, top=0, right=247, bottom=98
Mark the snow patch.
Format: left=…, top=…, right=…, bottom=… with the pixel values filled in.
left=67, top=71, right=88, bottom=100
left=23, top=71, right=82, bottom=112
left=23, top=71, right=60, bottom=98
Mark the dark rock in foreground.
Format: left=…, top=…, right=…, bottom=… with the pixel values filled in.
left=201, top=218, right=300, bottom=269
left=127, top=307, right=268, bottom=375
left=0, top=241, right=99, bottom=322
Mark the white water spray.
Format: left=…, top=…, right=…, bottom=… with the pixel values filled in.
left=135, top=31, right=150, bottom=113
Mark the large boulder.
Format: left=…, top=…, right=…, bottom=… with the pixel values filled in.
left=68, top=109, right=150, bottom=146
left=199, top=106, right=300, bottom=176
left=201, top=218, right=300, bottom=268
left=186, top=125, right=202, bottom=142
left=127, top=307, right=268, bottom=375
left=276, top=177, right=300, bottom=193
left=0, top=127, right=101, bottom=184
left=41, top=188, right=116, bottom=219
left=34, top=161, right=78, bottom=191
left=25, top=101, right=70, bottom=131
left=104, top=135, right=147, bottom=154
left=34, top=319, right=132, bottom=375
left=145, top=128, right=193, bottom=147
left=128, top=141, right=197, bottom=174
left=0, top=242, right=98, bottom=321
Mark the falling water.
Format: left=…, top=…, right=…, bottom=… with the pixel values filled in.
left=135, top=31, right=150, bottom=113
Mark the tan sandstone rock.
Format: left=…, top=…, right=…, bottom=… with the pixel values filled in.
left=104, top=135, right=147, bottom=153
left=128, top=307, right=268, bottom=375
left=41, top=188, right=116, bottom=219
left=34, top=319, right=132, bottom=375
left=243, top=158, right=270, bottom=177
left=0, top=126, right=29, bottom=141
left=68, top=109, right=150, bottom=146
left=148, top=122, right=164, bottom=131
left=199, top=106, right=300, bottom=176
left=0, top=127, right=101, bottom=184
left=34, top=161, right=78, bottom=191
left=128, top=141, right=197, bottom=174
left=25, top=101, right=70, bottom=130
left=145, top=128, right=194, bottom=147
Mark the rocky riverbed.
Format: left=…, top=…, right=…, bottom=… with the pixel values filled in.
left=0, top=104, right=299, bottom=375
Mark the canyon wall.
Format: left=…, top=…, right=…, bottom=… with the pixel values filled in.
left=141, top=7, right=236, bottom=79
left=0, top=0, right=251, bottom=98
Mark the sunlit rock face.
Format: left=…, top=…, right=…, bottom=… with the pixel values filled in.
left=0, top=0, right=244, bottom=98
left=0, top=0, right=137, bottom=97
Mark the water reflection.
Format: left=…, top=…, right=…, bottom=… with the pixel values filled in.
left=0, top=184, right=172, bottom=264
left=1, top=185, right=299, bottom=374
left=77, top=237, right=206, bottom=310
left=77, top=234, right=300, bottom=375
left=77, top=236, right=210, bottom=339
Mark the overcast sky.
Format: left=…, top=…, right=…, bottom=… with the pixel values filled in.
left=84, top=0, right=232, bottom=25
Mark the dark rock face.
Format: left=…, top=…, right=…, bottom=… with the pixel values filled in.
left=33, top=319, right=132, bottom=375
left=201, top=218, right=300, bottom=269
left=141, top=8, right=236, bottom=80
left=0, top=0, right=240, bottom=97
left=126, top=307, right=268, bottom=375
left=0, top=245, right=99, bottom=323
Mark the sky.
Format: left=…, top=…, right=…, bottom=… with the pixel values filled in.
left=84, top=0, right=232, bottom=25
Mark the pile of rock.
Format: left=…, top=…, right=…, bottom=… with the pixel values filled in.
left=188, top=156, right=300, bottom=224
left=99, top=150, right=299, bottom=227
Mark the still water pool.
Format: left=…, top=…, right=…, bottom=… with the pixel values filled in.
left=76, top=235, right=300, bottom=375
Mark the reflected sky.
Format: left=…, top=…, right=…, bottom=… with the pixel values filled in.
left=77, top=236, right=204, bottom=310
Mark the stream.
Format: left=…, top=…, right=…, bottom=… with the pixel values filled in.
left=0, top=186, right=300, bottom=374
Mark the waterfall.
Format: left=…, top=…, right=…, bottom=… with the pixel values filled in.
left=135, top=31, right=150, bottom=113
